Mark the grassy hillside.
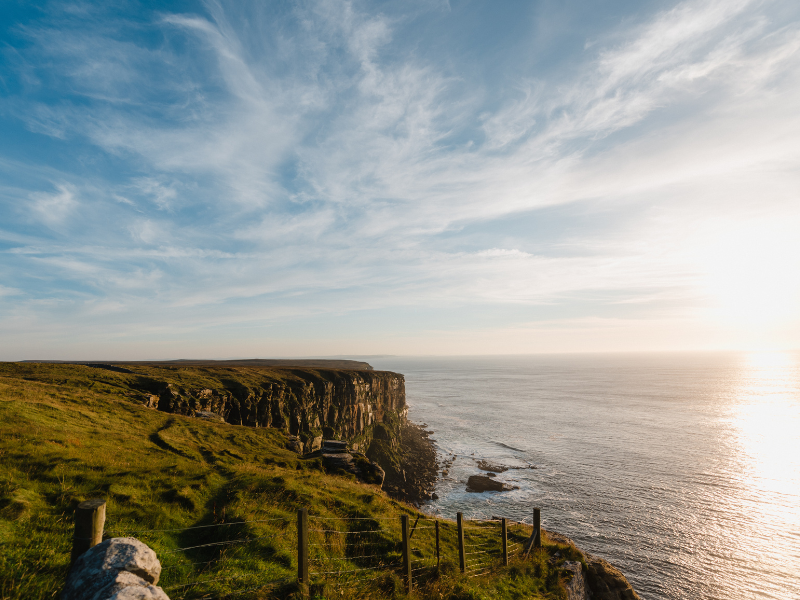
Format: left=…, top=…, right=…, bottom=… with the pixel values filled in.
left=0, top=363, right=581, bottom=600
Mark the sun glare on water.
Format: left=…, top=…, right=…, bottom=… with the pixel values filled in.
left=731, top=351, right=800, bottom=516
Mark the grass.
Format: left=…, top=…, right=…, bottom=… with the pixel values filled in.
left=0, top=362, right=583, bottom=600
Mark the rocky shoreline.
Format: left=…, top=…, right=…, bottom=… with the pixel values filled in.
left=380, top=420, right=439, bottom=505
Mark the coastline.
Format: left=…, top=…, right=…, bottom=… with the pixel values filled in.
left=387, top=418, right=641, bottom=600
left=381, top=420, right=439, bottom=505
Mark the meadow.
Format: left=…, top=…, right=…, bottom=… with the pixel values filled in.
left=0, top=362, right=581, bottom=599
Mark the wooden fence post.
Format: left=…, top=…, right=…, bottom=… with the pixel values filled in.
left=457, top=512, right=465, bottom=574
left=401, top=514, right=412, bottom=592
left=297, top=507, right=309, bottom=597
left=501, top=518, right=508, bottom=566
left=71, top=499, right=106, bottom=563
left=435, top=520, right=440, bottom=571
left=533, top=507, right=541, bottom=548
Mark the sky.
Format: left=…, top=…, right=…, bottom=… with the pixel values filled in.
left=1, top=0, right=799, bottom=360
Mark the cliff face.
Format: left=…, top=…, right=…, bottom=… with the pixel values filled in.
left=140, top=368, right=406, bottom=452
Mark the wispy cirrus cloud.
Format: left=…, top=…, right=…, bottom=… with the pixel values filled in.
left=1, top=0, right=799, bottom=357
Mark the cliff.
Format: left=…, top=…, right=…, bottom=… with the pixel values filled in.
left=134, top=366, right=407, bottom=453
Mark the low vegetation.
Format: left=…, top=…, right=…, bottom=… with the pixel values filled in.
left=0, top=362, right=583, bottom=600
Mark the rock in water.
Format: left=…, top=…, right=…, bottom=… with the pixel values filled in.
left=61, top=537, right=168, bottom=600
left=476, top=459, right=509, bottom=472
left=465, top=474, right=517, bottom=492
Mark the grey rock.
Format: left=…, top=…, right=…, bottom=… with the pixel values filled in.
left=562, top=561, right=588, bottom=600
left=585, top=555, right=640, bottom=600
left=545, top=532, right=640, bottom=600
left=322, top=439, right=348, bottom=453
left=465, top=475, right=517, bottom=492
left=62, top=538, right=166, bottom=600
left=476, top=460, right=508, bottom=473
left=195, top=411, right=224, bottom=422
left=322, top=452, right=357, bottom=473
left=311, top=436, right=323, bottom=452
left=105, top=571, right=169, bottom=600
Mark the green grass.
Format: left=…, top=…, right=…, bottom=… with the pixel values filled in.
left=0, top=363, right=582, bottom=600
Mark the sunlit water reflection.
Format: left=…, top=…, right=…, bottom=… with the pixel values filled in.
left=368, top=353, right=800, bottom=600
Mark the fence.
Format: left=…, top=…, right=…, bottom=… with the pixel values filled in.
left=71, top=500, right=542, bottom=598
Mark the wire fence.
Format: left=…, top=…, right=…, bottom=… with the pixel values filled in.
left=87, top=505, right=543, bottom=599
left=105, top=514, right=296, bottom=600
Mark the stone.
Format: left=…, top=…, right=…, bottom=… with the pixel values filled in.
left=465, top=475, right=517, bottom=492
left=562, top=561, right=588, bottom=600
left=544, top=532, right=640, bottom=600
left=322, top=452, right=357, bottom=473
left=322, top=440, right=348, bottom=453
left=195, top=411, right=224, bottom=422
left=61, top=538, right=166, bottom=600
left=476, top=460, right=508, bottom=472
left=585, top=555, right=640, bottom=600
left=311, top=436, right=323, bottom=452
left=104, top=571, right=169, bottom=600
left=322, top=452, right=385, bottom=485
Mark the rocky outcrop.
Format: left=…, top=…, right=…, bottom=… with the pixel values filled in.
left=585, top=555, right=640, bottom=600
left=62, top=537, right=168, bottom=600
left=140, top=369, right=406, bottom=451
left=368, top=421, right=438, bottom=504
left=545, top=532, right=640, bottom=600
left=562, top=561, right=588, bottom=600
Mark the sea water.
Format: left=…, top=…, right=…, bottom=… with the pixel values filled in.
left=367, top=353, right=800, bottom=600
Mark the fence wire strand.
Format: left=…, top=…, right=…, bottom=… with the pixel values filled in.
left=101, top=509, right=543, bottom=598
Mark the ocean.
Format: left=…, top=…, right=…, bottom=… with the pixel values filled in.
left=367, top=353, right=800, bottom=600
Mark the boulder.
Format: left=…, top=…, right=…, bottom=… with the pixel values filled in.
left=322, top=452, right=357, bottom=473
left=195, top=411, right=224, bottom=422
left=322, top=439, right=348, bottom=453
left=287, top=435, right=303, bottom=453
left=311, top=436, right=323, bottom=452
left=465, top=475, right=517, bottom=492
left=322, top=452, right=385, bottom=485
left=61, top=537, right=167, bottom=600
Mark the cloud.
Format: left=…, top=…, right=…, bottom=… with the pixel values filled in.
left=1, top=0, right=799, bottom=356
left=29, top=184, right=79, bottom=228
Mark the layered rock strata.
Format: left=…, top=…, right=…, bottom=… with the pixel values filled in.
left=141, top=369, right=406, bottom=453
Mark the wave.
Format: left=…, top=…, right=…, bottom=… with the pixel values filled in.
left=492, top=441, right=526, bottom=453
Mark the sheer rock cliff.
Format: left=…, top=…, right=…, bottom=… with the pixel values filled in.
left=139, top=368, right=407, bottom=454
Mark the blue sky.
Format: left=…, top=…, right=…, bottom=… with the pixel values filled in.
left=1, top=0, right=799, bottom=359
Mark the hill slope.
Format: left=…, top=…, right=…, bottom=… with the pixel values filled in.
left=0, top=362, right=584, bottom=600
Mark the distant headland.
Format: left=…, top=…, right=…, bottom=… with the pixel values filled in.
left=20, top=358, right=375, bottom=371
